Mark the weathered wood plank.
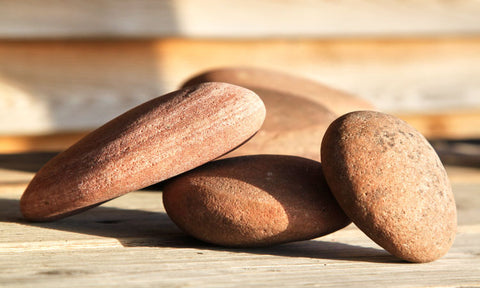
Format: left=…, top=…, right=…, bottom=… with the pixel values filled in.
left=0, top=179, right=479, bottom=288
left=1, top=38, right=479, bottom=135
left=1, top=0, right=480, bottom=39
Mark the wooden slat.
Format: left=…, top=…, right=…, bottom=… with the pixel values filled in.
left=1, top=38, right=479, bottom=135
left=1, top=0, right=480, bottom=39
left=0, top=132, right=88, bottom=153
left=397, top=111, right=480, bottom=140
left=0, top=177, right=479, bottom=287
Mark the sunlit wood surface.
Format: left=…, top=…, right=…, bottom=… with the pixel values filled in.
left=0, top=153, right=479, bottom=287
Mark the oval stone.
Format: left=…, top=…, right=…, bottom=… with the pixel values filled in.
left=321, top=111, right=457, bottom=263
left=163, top=155, right=351, bottom=247
left=21, top=82, right=266, bottom=221
left=183, top=67, right=346, bottom=160
left=182, top=67, right=375, bottom=116
left=223, top=88, right=336, bottom=160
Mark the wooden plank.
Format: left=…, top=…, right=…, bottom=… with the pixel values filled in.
left=446, top=166, right=480, bottom=184
left=1, top=0, right=480, bottom=39
left=397, top=111, right=480, bottom=140
left=0, top=177, right=479, bottom=287
left=0, top=38, right=479, bottom=135
left=0, top=132, right=88, bottom=153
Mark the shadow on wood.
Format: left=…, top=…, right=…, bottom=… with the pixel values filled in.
left=0, top=197, right=397, bottom=263
left=0, top=151, right=59, bottom=173
left=431, top=139, right=480, bottom=168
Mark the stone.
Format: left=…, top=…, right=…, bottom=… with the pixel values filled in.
left=223, top=88, right=336, bottom=160
left=182, top=67, right=375, bottom=160
left=163, top=155, right=351, bottom=247
left=182, top=67, right=375, bottom=116
left=21, top=82, right=266, bottom=221
left=321, top=111, right=457, bottom=263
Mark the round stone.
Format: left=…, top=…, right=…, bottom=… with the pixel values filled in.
left=163, top=155, right=351, bottom=247
left=21, top=82, right=266, bottom=221
left=321, top=111, right=457, bottom=263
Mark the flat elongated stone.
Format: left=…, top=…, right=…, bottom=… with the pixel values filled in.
left=163, top=155, right=351, bottom=247
left=321, top=111, right=457, bottom=263
left=21, top=82, right=266, bottom=221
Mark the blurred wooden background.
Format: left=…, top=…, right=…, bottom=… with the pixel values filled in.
left=1, top=0, right=480, bottom=152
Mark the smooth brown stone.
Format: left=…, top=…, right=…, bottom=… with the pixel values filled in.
left=183, top=68, right=341, bottom=160
left=163, top=155, right=351, bottom=247
left=20, top=82, right=266, bottom=221
left=224, top=88, right=335, bottom=160
left=182, top=66, right=375, bottom=116
left=321, top=111, right=457, bottom=263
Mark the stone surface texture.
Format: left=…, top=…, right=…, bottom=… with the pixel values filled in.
left=163, top=155, right=351, bottom=247
left=223, top=88, right=336, bottom=160
left=182, top=67, right=373, bottom=160
left=21, top=83, right=266, bottom=221
left=321, top=111, right=457, bottom=263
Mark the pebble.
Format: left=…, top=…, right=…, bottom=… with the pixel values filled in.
left=182, top=67, right=374, bottom=160
left=321, top=111, right=457, bottom=262
left=222, top=87, right=336, bottom=160
left=163, top=155, right=351, bottom=247
left=182, top=67, right=375, bottom=116
left=20, top=82, right=266, bottom=221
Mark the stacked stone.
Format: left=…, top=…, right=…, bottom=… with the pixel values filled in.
left=20, top=68, right=456, bottom=263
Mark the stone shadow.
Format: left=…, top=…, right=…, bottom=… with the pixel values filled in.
left=0, top=197, right=398, bottom=264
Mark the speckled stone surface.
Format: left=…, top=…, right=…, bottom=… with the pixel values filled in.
left=163, top=155, right=351, bottom=247
left=21, top=82, right=266, bottom=221
left=182, top=67, right=375, bottom=116
left=321, top=111, right=457, bottom=263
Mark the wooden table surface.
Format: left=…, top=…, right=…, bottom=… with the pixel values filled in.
left=0, top=154, right=479, bottom=287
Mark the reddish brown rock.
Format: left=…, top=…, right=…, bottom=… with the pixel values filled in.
left=321, top=111, right=457, bottom=263
left=21, top=82, right=266, bottom=221
left=182, top=67, right=375, bottom=116
left=224, top=88, right=336, bottom=160
left=163, top=155, right=351, bottom=247
left=183, top=68, right=346, bottom=160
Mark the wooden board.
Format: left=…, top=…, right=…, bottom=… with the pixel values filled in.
left=1, top=0, right=480, bottom=39
left=398, top=111, right=480, bottom=140
left=1, top=38, right=480, bottom=135
left=0, top=159, right=479, bottom=287
left=0, top=132, right=88, bottom=154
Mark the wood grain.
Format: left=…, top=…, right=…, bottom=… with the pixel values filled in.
left=1, top=38, right=479, bottom=135
left=0, top=174, right=479, bottom=287
left=1, top=0, right=480, bottom=39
